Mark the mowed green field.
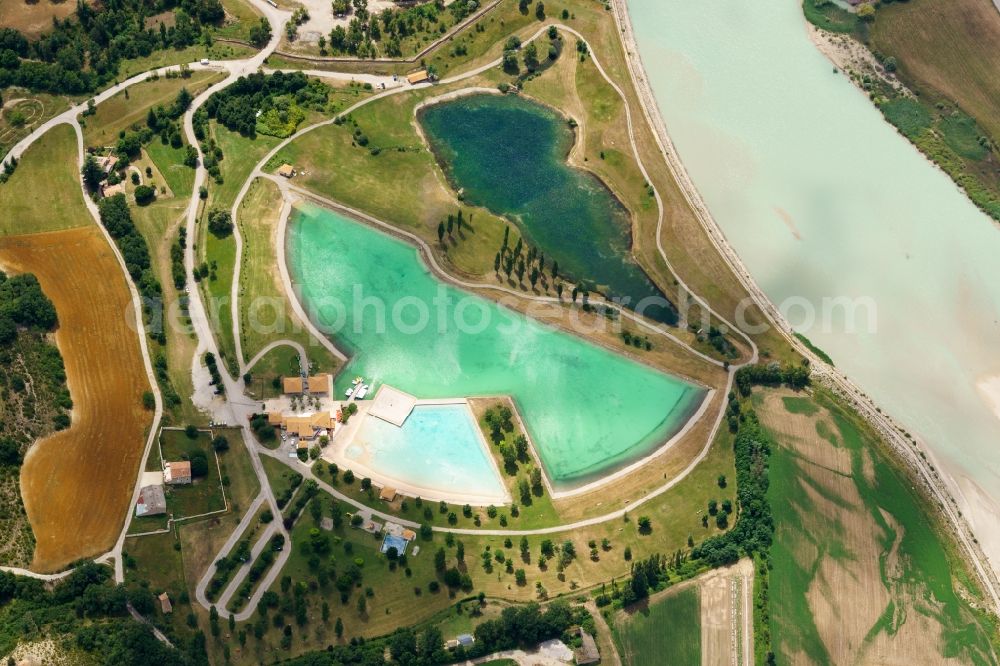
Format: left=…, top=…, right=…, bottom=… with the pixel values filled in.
left=614, top=586, right=701, bottom=666
left=0, top=124, right=89, bottom=236
left=868, top=0, right=1000, bottom=144
left=759, top=389, right=998, bottom=665
left=200, top=124, right=282, bottom=375
left=267, top=89, right=514, bottom=278
left=81, top=70, right=221, bottom=147
left=160, top=429, right=226, bottom=518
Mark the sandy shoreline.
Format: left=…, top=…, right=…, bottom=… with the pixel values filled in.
left=611, top=0, right=1000, bottom=609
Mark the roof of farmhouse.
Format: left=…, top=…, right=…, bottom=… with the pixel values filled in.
left=307, top=374, right=330, bottom=394
left=406, top=70, right=429, bottom=84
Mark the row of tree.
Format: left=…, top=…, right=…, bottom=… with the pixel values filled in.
left=96, top=194, right=165, bottom=343
left=734, top=361, right=810, bottom=395
left=494, top=224, right=561, bottom=295
left=0, top=0, right=224, bottom=95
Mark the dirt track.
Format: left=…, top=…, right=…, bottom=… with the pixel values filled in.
left=0, top=227, right=152, bottom=573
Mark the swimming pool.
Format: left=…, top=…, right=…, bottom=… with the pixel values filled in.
left=345, top=404, right=508, bottom=504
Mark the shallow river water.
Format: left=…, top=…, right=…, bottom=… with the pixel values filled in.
left=628, top=0, right=1000, bottom=563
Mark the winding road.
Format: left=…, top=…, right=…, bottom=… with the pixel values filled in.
left=2, top=0, right=997, bottom=651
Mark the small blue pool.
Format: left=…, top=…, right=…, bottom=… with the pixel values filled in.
left=347, top=404, right=506, bottom=502
left=381, top=534, right=409, bottom=556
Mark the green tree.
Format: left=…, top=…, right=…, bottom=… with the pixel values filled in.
left=524, top=42, right=539, bottom=71
left=249, top=17, right=273, bottom=46
left=207, top=208, right=233, bottom=238
left=133, top=184, right=156, bottom=206
left=434, top=547, right=447, bottom=571
left=81, top=154, right=104, bottom=191
left=637, top=516, right=652, bottom=534
left=530, top=467, right=543, bottom=495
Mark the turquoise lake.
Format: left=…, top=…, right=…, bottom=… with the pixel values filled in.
left=629, top=0, right=1000, bottom=557
left=287, top=204, right=705, bottom=490
left=348, top=404, right=507, bottom=502
left=419, top=93, right=678, bottom=325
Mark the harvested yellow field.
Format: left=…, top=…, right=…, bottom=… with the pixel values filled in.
left=0, top=0, right=81, bottom=39
left=0, top=226, right=152, bottom=572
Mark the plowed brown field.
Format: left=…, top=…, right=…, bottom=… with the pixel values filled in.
left=0, top=226, right=151, bottom=572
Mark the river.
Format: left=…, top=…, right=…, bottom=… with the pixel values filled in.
left=627, top=0, right=1000, bottom=569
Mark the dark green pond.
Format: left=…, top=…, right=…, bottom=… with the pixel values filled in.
left=419, top=93, right=677, bottom=325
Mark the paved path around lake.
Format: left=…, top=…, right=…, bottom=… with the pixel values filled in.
left=4, top=0, right=997, bottom=640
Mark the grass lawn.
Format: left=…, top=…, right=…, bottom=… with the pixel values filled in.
left=0, top=91, right=78, bottom=159
left=262, top=454, right=303, bottom=507
left=124, top=529, right=186, bottom=597
left=147, top=139, right=197, bottom=195
left=80, top=71, right=221, bottom=148
left=0, top=124, right=90, bottom=236
left=432, top=600, right=506, bottom=642
left=199, top=224, right=239, bottom=375
left=868, top=0, right=1000, bottom=144
left=199, top=125, right=282, bottom=375
left=246, top=343, right=305, bottom=404
left=269, top=91, right=515, bottom=278
left=128, top=513, right=170, bottom=535
left=208, top=124, right=282, bottom=212
left=215, top=426, right=262, bottom=515
left=236, top=177, right=340, bottom=373
left=613, top=586, right=700, bottom=666
left=160, top=428, right=227, bottom=518
left=216, top=0, right=263, bottom=41
left=114, top=42, right=256, bottom=81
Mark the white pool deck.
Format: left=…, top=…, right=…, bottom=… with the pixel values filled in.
left=319, top=386, right=510, bottom=506
left=368, top=384, right=417, bottom=426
